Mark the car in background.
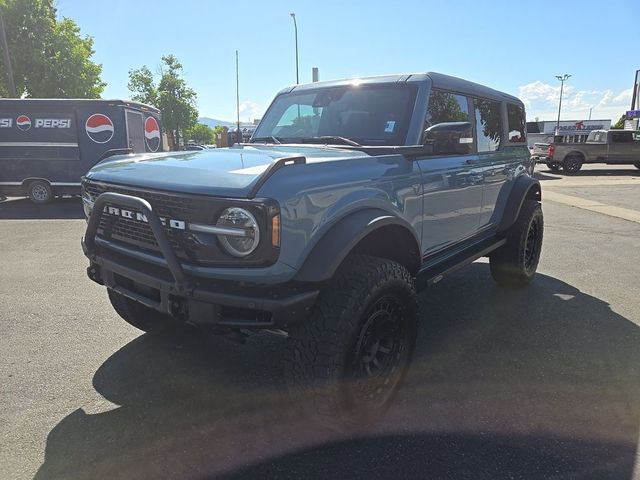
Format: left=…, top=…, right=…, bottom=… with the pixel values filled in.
left=546, top=129, right=640, bottom=173
left=185, top=144, right=205, bottom=151
left=531, top=142, right=551, bottom=161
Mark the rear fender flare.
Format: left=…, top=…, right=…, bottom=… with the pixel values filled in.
left=498, top=176, right=541, bottom=233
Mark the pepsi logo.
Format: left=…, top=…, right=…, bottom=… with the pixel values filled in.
left=16, top=115, right=31, bottom=131
left=144, top=116, right=160, bottom=152
left=86, top=113, right=114, bottom=143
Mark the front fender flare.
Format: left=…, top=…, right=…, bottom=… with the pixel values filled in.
left=293, top=208, right=420, bottom=283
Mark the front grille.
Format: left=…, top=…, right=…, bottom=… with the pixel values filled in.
left=85, top=181, right=198, bottom=261
left=83, top=180, right=279, bottom=267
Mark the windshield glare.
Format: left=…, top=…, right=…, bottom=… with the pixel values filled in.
left=253, top=84, right=417, bottom=146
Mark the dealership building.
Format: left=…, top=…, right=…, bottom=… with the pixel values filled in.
left=526, top=119, right=612, bottom=146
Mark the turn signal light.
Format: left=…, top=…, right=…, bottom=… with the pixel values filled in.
left=271, top=214, right=281, bottom=247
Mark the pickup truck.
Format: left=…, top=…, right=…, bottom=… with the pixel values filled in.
left=80, top=72, right=542, bottom=428
left=546, top=129, right=640, bottom=173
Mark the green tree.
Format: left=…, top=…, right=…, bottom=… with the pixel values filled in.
left=128, top=55, right=198, bottom=149
left=185, top=123, right=214, bottom=145
left=612, top=115, right=625, bottom=129
left=127, top=65, right=158, bottom=106
left=0, top=0, right=105, bottom=97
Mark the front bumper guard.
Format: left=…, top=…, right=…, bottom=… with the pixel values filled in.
left=82, top=192, right=318, bottom=328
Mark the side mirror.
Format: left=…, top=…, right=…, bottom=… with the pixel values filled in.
left=423, top=121, right=473, bottom=154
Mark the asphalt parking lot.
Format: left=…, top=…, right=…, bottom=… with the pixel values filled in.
left=1, top=164, right=640, bottom=480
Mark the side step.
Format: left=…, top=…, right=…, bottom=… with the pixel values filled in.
left=415, top=237, right=506, bottom=291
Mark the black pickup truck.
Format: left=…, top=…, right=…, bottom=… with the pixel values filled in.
left=545, top=129, right=640, bottom=173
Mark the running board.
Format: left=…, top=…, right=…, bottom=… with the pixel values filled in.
left=415, top=237, right=506, bottom=290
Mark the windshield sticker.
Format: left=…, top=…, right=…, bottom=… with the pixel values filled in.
left=384, top=121, right=396, bottom=133
left=459, top=137, right=473, bottom=144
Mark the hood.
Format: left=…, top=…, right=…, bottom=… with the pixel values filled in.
left=85, top=145, right=369, bottom=198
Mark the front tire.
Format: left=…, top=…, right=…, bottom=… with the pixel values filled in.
left=108, top=289, right=183, bottom=334
left=285, top=255, right=417, bottom=430
left=490, top=200, right=543, bottom=287
left=28, top=180, right=52, bottom=204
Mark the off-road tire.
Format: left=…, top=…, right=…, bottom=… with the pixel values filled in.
left=548, top=163, right=561, bottom=172
left=562, top=155, right=583, bottom=173
left=28, top=180, right=52, bottom=204
left=285, top=255, right=418, bottom=430
left=108, top=289, right=182, bottom=334
left=490, top=200, right=543, bottom=287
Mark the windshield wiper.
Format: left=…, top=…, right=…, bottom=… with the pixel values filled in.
left=300, top=136, right=361, bottom=146
left=250, top=136, right=282, bottom=144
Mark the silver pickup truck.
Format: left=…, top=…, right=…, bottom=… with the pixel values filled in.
left=546, top=129, right=640, bottom=173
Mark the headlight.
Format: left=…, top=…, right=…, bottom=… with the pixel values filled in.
left=81, top=187, right=95, bottom=219
left=215, top=207, right=260, bottom=257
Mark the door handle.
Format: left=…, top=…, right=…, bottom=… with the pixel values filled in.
left=465, top=158, right=480, bottom=165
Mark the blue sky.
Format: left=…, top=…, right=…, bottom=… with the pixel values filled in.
left=57, top=0, right=639, bottom=123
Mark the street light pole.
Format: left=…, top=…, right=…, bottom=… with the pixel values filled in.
left=555, top=74, right=571, bottom=135
left=236, top=50, right=241, bottom=145
left=290, top=13, right=299, bottom=84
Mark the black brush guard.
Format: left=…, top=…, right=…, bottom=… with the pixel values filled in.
left=82, top=192, right=318, bottom=328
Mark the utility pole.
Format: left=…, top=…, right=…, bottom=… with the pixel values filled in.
left=236, top=50, right=241, bottom=145
left=0, top=13, right=17, bottom=97
left=588, top=107, right=592, bottom=121
left=631, top=69, right=640, bottom=111
left=290, top=13, right=299, bottom=84
left=555, top=74, right=571, bottom=135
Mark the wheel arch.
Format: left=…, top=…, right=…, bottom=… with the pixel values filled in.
left=498, top=176, right=541, bottom=233
left=564, top=150, right=585, bottom=162
left=22, top=177, right=52, bottom=187
left=294, top=208, right=421, bottom=283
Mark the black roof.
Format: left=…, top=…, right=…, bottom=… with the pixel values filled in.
left=284, top=72, right=524, bottom=106
left=0, top=98, right=160, bottom=113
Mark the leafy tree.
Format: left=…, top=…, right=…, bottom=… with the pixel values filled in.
left=128, top=55, right=198, bottom=149
left=612, top=115, right=625, bottom=129
left=0, top=0, right=105, bottom=97
left=127, top=66, right=158, bottom=106
left=185, top=123, right=214, bottom=145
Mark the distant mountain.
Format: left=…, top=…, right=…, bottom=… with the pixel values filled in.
left=198, top=117, right=235, bottom=128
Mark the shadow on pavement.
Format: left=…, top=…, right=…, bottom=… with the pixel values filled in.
left=533, top=171, right=563, bottom=181
left=0, top=197, right=84, bottom=220
left=537, top=168, right=640, bottom=178
left=35, top=264, right=640, bottom=480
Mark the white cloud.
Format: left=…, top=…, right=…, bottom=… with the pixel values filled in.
left=518, top=81, right=630, bottom=121
left=613, top=88, right=633, bottom=104
left=238, top=101, right=263, bottom=121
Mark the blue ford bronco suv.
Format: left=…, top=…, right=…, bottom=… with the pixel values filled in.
left=81, top=73, right=542, bottom=428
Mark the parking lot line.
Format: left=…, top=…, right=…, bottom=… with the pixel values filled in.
left=543, top=190, right=640, bottom=224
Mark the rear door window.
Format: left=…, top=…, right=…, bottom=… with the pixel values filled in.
left=611, top=131, right=633, bottom=143
left=473, top=98, right=502, bottom=152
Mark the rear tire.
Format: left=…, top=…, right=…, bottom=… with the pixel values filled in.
left=548, top=163, right=561, bottom=172
left=108, top=289, right=183, bottom=334
left=28, top=180, right=52, bottom=204
left=285, top=255, right=417, bottom=430
left=562, top=155, right=583, bottom=173
left=490, top=200, right=543, bottom=287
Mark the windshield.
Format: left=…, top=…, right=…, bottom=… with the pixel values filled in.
left=252, top=84, right=418, bottom=146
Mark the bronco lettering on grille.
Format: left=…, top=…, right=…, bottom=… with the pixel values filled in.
left=103, top=206, right=186, bottom=230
